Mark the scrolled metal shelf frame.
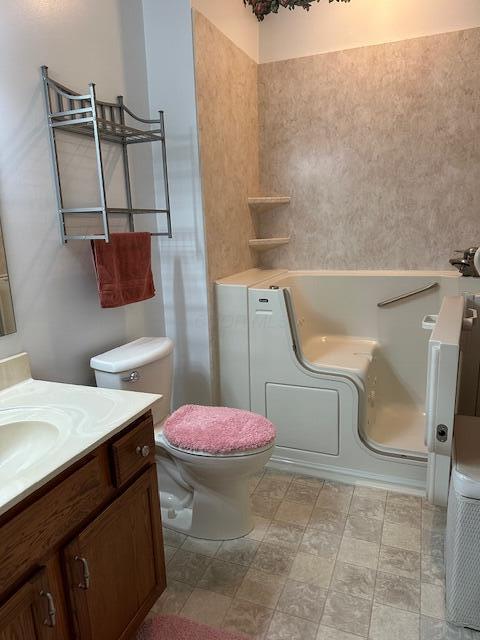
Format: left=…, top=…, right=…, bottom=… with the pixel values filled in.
left=41, top=65, right=172, bottom=243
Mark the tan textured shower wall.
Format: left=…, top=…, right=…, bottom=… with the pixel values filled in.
left=193, top=10, right=259, bottom=284
left=257, top=27, right=480, bottom=270
left=193, top=11, right=260, bottom=401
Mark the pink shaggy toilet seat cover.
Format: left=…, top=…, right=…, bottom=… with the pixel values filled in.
left=163, top=405, right=276, bottom=454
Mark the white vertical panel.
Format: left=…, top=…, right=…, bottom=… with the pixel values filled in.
left=142, top=0, right=212, bottom=406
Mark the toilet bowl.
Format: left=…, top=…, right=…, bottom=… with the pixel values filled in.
left=90, top=338, right=275, bottom=540
left=156, top=430, right=273, bottom=539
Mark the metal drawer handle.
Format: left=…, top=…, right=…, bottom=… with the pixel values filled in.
left=40, top=590, right=57, bottom=627
left=136, top=445, right=150, bottom=458
left=121, top=370, right=140, bottom=383
left=75, top=555, right=90, bottom=590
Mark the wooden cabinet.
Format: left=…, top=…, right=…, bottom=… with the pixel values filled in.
left=64, top=467, right=165, bottom=640
left=0, top=457, right=110, bottom=597
left=0, top=411, right=165, bottom=640
left=0, top=569, right=63, bottom=640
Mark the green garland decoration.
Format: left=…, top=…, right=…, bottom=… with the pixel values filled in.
left=244, top=0, right=350, bottom=21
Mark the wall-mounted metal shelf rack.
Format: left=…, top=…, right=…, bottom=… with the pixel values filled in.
left=41, top=65, right=172, bottom=243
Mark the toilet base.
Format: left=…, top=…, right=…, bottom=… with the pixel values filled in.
left=160, top=481, right=254, bottom=541
left=156, top=444, right=273, bottom=540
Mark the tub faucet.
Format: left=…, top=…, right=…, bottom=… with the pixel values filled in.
left=449, top=248, right=480, bottom=277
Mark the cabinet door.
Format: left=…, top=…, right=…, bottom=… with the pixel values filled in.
left=64, top=466, right=165, bottom=640
left=0, top=570, right=59, bottom=640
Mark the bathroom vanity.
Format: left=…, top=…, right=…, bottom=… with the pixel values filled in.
left=0, top=354, right=165, bottom=639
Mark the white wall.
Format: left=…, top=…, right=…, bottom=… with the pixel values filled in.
left=260, top=0, right=480, bottom=62
left=0, top=0, right=164, bottom=384
left=191, top=0, right=259, bottom=61
left=142, top=0, right=213, bottom=407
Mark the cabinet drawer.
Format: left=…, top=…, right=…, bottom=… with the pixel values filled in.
left=111, top=414, right=155, bottom=487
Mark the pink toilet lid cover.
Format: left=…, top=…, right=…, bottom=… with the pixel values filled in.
left=163, top=404, right=276, bottom=454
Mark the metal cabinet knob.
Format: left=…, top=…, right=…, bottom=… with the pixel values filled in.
left=136, top=445, right=150, bottom=458
left=40, top=590, right=57, bottom=627
left=74, top=555, right=91, bottom=590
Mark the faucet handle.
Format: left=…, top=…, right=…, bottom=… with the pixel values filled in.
left=454, top=248, right=478, bottom=257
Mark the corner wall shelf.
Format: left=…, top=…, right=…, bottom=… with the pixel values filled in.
left=249, top=238, right=290, bottom=251
left=248, top=195, right=291, bottom=251
left=247, top=196, right=291, bottom=212
left=42, top=65, right=172, bottom=244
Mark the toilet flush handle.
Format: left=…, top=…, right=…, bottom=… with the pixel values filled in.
left=121, top=370, right=140, bottom=383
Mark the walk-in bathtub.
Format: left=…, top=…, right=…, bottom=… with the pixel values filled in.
left=216, top=269, right=480, bottom=491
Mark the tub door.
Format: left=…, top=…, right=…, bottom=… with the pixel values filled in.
left=425, top=296, right=466, bottom=506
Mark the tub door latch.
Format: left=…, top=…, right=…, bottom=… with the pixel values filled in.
left=436, top=424, right=448, bottom=443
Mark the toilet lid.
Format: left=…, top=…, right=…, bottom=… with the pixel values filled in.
left=163, top=405, right=276, bottom=455
left=90, top=337, right=173, bottom=373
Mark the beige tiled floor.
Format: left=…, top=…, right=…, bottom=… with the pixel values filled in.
left=148, top=469, right=479, bottom=640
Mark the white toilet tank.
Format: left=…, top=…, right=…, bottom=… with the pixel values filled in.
left=90, top=337, right=174, bottom=425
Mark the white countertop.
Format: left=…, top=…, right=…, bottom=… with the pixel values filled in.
left=0, top=378, right=160, bottom=517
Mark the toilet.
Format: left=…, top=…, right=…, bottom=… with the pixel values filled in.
left=90, top=337, right=275, bottom=540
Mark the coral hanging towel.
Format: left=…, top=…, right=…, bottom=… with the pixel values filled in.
left=91, top=232, right=155, bottom=308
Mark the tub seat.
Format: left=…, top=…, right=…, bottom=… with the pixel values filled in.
left=302, top=335, right=378, bottom=385
left=302, top=335, right=426, bottom=458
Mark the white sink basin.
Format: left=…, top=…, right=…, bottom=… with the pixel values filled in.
left=0, top=368, right=159, bottom=516
left=0, top=419, right=60, bottom=482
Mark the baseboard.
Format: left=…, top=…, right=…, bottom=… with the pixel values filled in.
left=267, top=455, right=426, bottom=496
